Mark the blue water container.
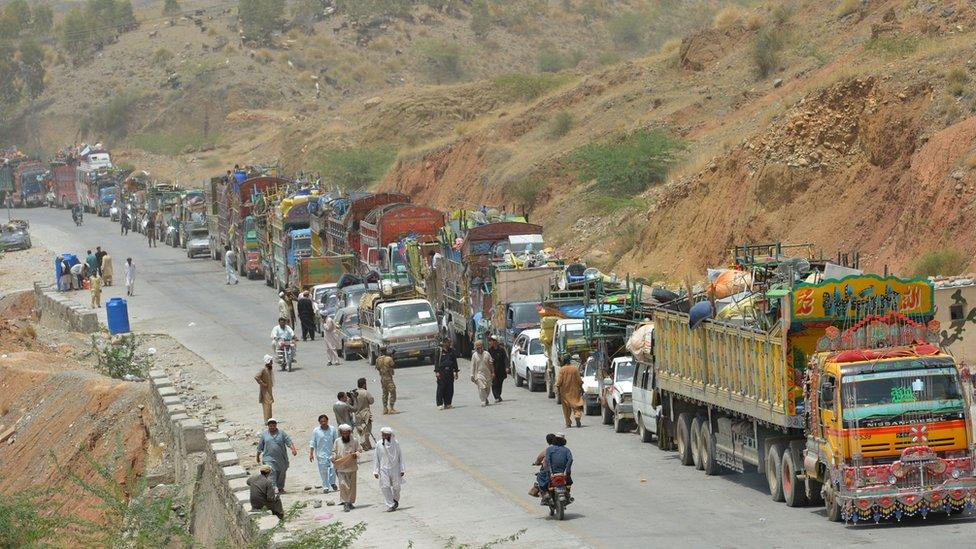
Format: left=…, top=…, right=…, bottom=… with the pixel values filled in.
left=55, top=253, right=79, bottom=285
left=106, top=297, right=131, bottom=334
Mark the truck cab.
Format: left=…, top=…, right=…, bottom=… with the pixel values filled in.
left=359, top=293, right=439, bottom=365
left=546, top=318, right=587, bottom=399
left=600, top=356, right=635, bottom=433
left=502, top=301, right=541, bottom=350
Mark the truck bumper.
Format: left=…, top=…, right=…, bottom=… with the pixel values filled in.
left=840, top=479, right=976, bottom=522
left=388, top=340, right=439, bottom=361
left=616, top=402, right=634, bottom=417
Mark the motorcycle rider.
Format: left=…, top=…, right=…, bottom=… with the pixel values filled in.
left=530, top=433, right=557, bottom=497
left=271, top=316, right=298, bottom=368
left=72, top=204, right=83, bottom=225
left=536, top=433, right=573, bottom=503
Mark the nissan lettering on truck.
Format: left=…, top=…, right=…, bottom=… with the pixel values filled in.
left=650, top=273, right=976, bottom=522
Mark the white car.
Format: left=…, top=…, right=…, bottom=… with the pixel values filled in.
left=511, top=328, right=548, bottom=392
left=581, top=356, right=600, bottom=415
left=311, top=283, right=339, bottom=333
left=601, top=356, right=635, bottom=433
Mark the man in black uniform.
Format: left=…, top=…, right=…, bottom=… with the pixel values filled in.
left=488, top=335, right=508, bottom=403
left=296, top=291, right=316, bottom=341
left=435, top=338, right=460, bottom=410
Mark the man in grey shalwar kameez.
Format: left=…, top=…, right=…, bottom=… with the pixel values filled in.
left=470, top=340, right=494, bottom=407
left=256, top=418, right=298, bottom=491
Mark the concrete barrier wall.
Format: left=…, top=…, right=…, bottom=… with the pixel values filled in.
left=33, top=283, right=99, bottom=334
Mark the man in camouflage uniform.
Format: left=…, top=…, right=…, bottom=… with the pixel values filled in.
left=376, top=348, right=398, bottom=415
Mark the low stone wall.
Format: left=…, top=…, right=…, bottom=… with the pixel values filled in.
left=147, top=369, right=282, bottom=547
left=32, top=283, right=99, bottom=333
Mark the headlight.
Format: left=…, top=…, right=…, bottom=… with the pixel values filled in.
left=952, top=468, right=961, bottom=479
left=888, top=475, right=897, bottom=485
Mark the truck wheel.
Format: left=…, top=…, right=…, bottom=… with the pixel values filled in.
left=585, top=402, right=599, bottom=416
left=546, top=369, right=555, bottom=399
left=701, top=422, right=719, bottom=476
left=602, top=405, right=613, bottom=425
left=675, top=413, right=693, bottom=465
left=368, top=346, right=377, bottom=365
left=638, top=413, right=653, bottom=443
left=614, top=411, right=629, bottom=433
left=782, top=450, right=808, bottom=507
left=824, top=484, right=842, bottom=522
left=656, top=416, right=670, bottom=450
left=766, top=443, right=786, bottom=502
left=690, top=417, right=704, bottom=470
left=806, top=476, right=824, bottom=506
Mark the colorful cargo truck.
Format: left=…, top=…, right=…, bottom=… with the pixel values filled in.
left=651, top=274, right=976, bottom=522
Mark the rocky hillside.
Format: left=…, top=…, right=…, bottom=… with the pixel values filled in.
left=5, top=0, right=976, bottom=279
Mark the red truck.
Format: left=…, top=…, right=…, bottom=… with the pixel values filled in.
left=325, top=192, right=408, bottom=256
left=50, top=161, right=79, bottom=209
left=207, top=173, right=286, bottom=278
left=358, top=203, right=444, bottom=272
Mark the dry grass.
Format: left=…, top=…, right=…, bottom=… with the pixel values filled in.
left=713, top=6, right=744, bottom=29
left=946, top=67, right=970, bottom=97
left=966, top=152, right=976, bottom=169
left=658, top=37, right=681, bottom=56
left=835, top=0, right=859, bottom=18
left=745, top=12, right=765, bottom=30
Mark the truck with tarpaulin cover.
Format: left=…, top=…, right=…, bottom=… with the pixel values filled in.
left=648, top=272, right=976, bottom=523
left=358, top=203, right=444, bottom=274
left=325, top=192, right=408, bottom=256
left=294, top=255, right=358, bottom=290
left=268, top=192, right=315, bottom=290
left=426, top=210, right=543, bottom=356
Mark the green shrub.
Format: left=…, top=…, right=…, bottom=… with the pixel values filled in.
left=504, top=178, right=546, bottom=210
left=947, top=67, right=969, bottom=97
left=312, top=144, right=396, bottom=190
left=913, top=250, right=969, bottom=277
left=336, top=0, right=411, bottom=19
left=572, top=129, right=684, bottom=196
left=537, top=49, right=565, bottom=73
left=0, top=488, right=62, bottom=547
left=413, top=38, right=466, bottom=83
left=608, top=12, right=645, bottom=50
left=491, top=73, right=567, bottom=102
left=596, top=50, right=622, bottom=66
left=130, top=131, right=218, bottom=156
left=239, top=0, right=285, bottom=43
left=587, top=195, right=646, bottom=214
left=752, top=27, right=785, bottom=78
left=163, top=0, right=180, bottom=15
left=470, top=0, right=491, bottom=38
left=865, top=36, right=918, bottom=58
left=80, top=93, right=140, bottom=139
left=89, top=334, right=154, bottom=380
left=151, top=47, right=173, bottom=66
left=548, top=111, right=573, bottom=138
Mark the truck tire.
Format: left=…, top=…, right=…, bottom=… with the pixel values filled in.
left=657, top=416, right=671, bottom=451
left=675, top=413, right=694, bottom=466
left=368, top=345, right=377, bottom=366
left=602, top=405, right=613, bottom=425
left=701, top=422, right=719, bottom=476
left=638, top=413, right=653, bottom=443
left=782, top=450, right=808, bottom=507
left=766, top=443, right=786, bottom=502
left=690, top=417, right=704, bottom=470
left=613, top=411, right=629, bottom=433
left=806, top=476, right=824, bottom=506
left=585, top=401, right=599, bottom=416
left=824, top=484, right=842, bottom=522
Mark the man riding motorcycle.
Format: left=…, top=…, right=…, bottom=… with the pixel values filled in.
left=536, top=433, right=573, bottom=503
left=72, top=204, right=83, bottom=226
left=271, top=316, right=298, bottom=368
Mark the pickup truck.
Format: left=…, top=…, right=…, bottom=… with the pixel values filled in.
left=359, top=288, right=439, bottom=365
left=600, top=356, right=635, bottom=433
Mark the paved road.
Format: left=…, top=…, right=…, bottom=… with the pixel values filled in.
left=16, top=207, right=975, bottom=548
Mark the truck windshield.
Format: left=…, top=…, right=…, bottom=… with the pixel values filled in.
left=293, top=236, right=311, bottom=252
left=382, top=302, right=435, bottom=327
left=561, top=325, right=585, bottom=350
left=191, top=229, right=208, bottom=238
left=615, top=361, right=636, bottom=381
left=842, top=362, right=964, bottom=425
left=511, top=302, right=541, bottom=328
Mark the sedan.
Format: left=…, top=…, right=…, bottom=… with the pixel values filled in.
left=334, top=306, right=365, bottom=359
left=0, top=223, right=31, bottom=251
left=186, top=229, right=210, bottom=259
left=511, top=328, right=547, bottom=392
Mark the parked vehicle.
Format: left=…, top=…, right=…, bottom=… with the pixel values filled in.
left=14, top=161, right=47, bottom=207
left=600, top=356, right=635, bottom=433
left=359, top=285, right=439, bottom=365
left=324, top=192, right=407, bottom=256
left=49, top=161, right=78, bottom=209
left=545, top=319, right=587, bottom=399
left=334, top=306, right=365, bottom=359
left=312, top=283, right=340, bottom=334
left=295, top=255, right=357, bottom=291
left=186, top=227, right=210, bottom=259
left=358, top=203, right=444, bottom=272
left=206, top=173, right=286, bottom=277
left=268, top=193, right=315, bottom=289
left=651, top=273, right=976, bottom=521
left=581, top=357, right=600, bottom=415
left=0, top=221, right=31, bottom=251
left=338, top=283, right=379, bottom=310
left=632, top=360, right=662, bottom=444
left=511, top=328, right=548, bottom=392
left=499, top=300, right=543, bottom=350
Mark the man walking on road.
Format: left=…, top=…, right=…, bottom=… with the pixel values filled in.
left=488, top=336, right=508, bottom=403
left=120, top=209, right=130, bottom=235
left=376, top=348, right=398, bottom=414
left=94, top=247, right=106, bottom=276
left=90, top=272, right=102, bottom=308
left=101, top=252, right=113, bottom=286
left=333, top=424, right=361, bottom=512
left=470, top=340, right=494, bottom=407
left=256, top=418, right=298, bottom=492
left=146, top=211, right=157, bottom=247
left=124, top=258, right=136, bottom=296
left=556, top=359, right=585, bottom=428
left=354, top=378, right=375, bottom=451
left=224, top=246, right=239, bottom=285
left=85, top=250, right=98, bottom=276
left=296, top=291, right=315, bottom=341
left=309, top=414, right=338, bottom=494
left=333, top=392, right=354, bottom=428
left=278, top=292, right=291, bottom=327
left=435, top=338, right=460, bottom=410
left=322, top=314, right=341, bottom=365
left=373, top=427, right=405, bottom=512
left=255, top=355, right=274, bottom=421
left=247, top=465, right=284, bottom=521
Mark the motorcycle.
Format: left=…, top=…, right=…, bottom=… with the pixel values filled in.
left=542, top=472, right=572, bottom=520
left=276, top=339, right=295, bottom=372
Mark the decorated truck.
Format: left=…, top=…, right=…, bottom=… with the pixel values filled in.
left=358, top=203, right=444, bottom=273
left=268, top=193, right=315, bottom=290
left=49, top=161, right=79, bottom=209
left=230, top=176, right=286, bottom=279
left=325, top=192, right=408, bottom=256
left=294, top=255, right=358, bottom=290
left=14, top=161, right=47, bottom=207
left=651, top=274, right=976, bottom=522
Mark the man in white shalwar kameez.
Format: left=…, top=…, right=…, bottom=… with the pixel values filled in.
left=373, top=427, right=405, bottom=511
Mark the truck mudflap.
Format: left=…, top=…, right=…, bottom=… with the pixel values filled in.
left=836, top=450, right=976, bottom=522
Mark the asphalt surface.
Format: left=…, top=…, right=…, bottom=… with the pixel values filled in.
left=14, top=207, right=976, bottom=548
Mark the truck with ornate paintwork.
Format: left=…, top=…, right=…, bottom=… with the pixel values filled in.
left=268, top=192, right=315, bottom=290
left=325, top=192, right=408, bottom=256
left=358, top=203, right=444, bottom=273
left=13, top=160, right=47, bottom=207
left=650, top=274, right=976, bottom=522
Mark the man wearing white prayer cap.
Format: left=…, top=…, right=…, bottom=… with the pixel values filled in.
left=373, top=427, right=405, bottom=511
left=332, top=423, right=361, bottom=512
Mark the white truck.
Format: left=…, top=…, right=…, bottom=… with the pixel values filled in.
left=359, top=286, right=439, bottom=365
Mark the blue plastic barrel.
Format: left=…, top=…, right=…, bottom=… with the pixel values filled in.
left=106, top=297, right=131, bottom=334
left=55, top=253, right=79, bottom=285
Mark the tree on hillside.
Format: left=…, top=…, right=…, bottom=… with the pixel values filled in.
left=4, top=0, right=30, bottom=30
left=291, top=0, right=319, bottom=34
left=163, top=0, right=181, bottom=16
left=0, top=13, right=18, bottom=40
left=31, top=4, right=54, bottom=35
left=18, top=40, right=45, bottom=100
left=239, top=0, right=285, bottom=43
left=115, top=0, right=138, bottom=31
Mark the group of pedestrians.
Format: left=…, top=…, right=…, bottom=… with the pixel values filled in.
left=435, top=336, right=509, bottom=409
left=55, top=247, right=134, bottom=306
